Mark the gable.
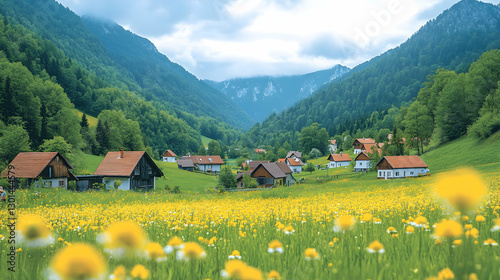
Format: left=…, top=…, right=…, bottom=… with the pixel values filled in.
left=355, top=152, right=370, bottom=161
left=1, top=152, right=73, bottom=179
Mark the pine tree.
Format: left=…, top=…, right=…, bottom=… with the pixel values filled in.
left=80, top=113, right=89, bottom=128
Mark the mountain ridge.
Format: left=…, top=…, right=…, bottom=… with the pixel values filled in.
left=205, top=65, right=350, bottom=123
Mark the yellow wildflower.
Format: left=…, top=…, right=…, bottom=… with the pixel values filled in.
left=434, top=220, right=463, bottom=239
left=268, top=240, right=284, bottom=254
left=366, top=240, right=385, bottom=253
left=304, top=248, right=320, bottom=260
left=130, top=264, right=149, bottom=279
left=438, top=268, right=455, bottom=279
left=50, top=243, right=106, bottom=280
left=435, top=168, right=486, bottom=211
left=176, top=242, right=206, bottom=261
left=334, top=215, right=355, bottom=232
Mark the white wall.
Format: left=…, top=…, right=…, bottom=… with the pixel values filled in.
left=41, top=178, right=68, bottom=188
left=103, top=177, right=131, bottom=190
left=354, top=160, right=371, bottom=172
left=329, top=161, right=350, bottom=168
left=163, top=157, right=176, bottom=162
left=198, top=164, right=222, bottom=173
left=290, top=166, right=302, bottom=173
left=353, top=149, right=361, bottom=154
left=378, top=168, right=430, bottom=179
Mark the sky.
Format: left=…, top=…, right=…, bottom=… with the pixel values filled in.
left=56, top=0, right=497, bottom=81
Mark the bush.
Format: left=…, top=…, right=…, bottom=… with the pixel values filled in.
left=172, top=186, right=182, bottom=194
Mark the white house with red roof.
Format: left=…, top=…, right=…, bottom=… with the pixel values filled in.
left=328, top=140, right=338, bottom=153
left=285, top=157, right=304, bottom=173
left=354, top=152, right=371, bottom=172
left=376, top=156, right=429, bottom=179
left=328, top=153, right=352, bottom=168
left=353, top=138, right=377, bottom=154
left=162, top=149, right=177, bottom=162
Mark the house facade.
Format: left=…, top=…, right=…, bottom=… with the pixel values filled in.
left=250, top=162, right=295, bottom=187
left=181, top=155, right=224, bottom=173
left=94, top=150, right=163, bottom=191
left=177, top=159, right=194, bottom=171
left=328, top=153, right=352, bottom=168
left=376, top=156, right=429, bottom=179
left=353, top=138, right=377, bottom=154
left=285, top=158, right=304, bottom=173
left=354, top=152, right=371, bottom=172
left=162, top=149, right=177, bottom=162
left=1, top=152, right=76, bottom=189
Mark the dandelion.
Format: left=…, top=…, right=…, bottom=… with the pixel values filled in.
left=373, top=218, right=382, bottom=224
left=469, top=273, right=479, bottom=280
left=109, top=265, right=126, bottom=280
left=221, top=260, right=263, bottom=280
left=452, top=239, right=462, bottom=247
left=99, top=221, right=147, bottom=258
left=304, top=248, right=320, bottom=260
left=387, top=226, right=397, bottom=234
left=57, top=237, right=64, bottom=243
left=176, top=242, right=206, bottom=261
left=334, top=215, right=355, bottom=232
left=392, top=234, right=399, bottom=239
left=284, top=225, right=294, bottom=235
left=438, top=268, right=455, bottom=279
left=412, top=216, right=428, bottom=228
left=483, top=238, right=498, bottom=246
left=360, top=213, right=373, bottom=223
left=366, top=240, right=385, bottom=253
left=435, top=168, right=486, bottom=212
left=145, top=242, right=167, bottom=262
left=406, top=226, right=415, bottom=234
left=475, top=215, right=486, bottom=222
left=268, top=240, right=284, bottom=254
left=268, top=270, right=281, bottom=280
left=16, top=214, right=54, bottom=248
left=465, top=228, right=479, bottom=239
left=328, top=241, right=334, bottom=247
left=50, top=243, right=106, bottom=280
left=228, top=250, right=242, bottom=259
left=433, top=220, right=463, bottom=239
left=164, top=236, right=183, bottom=254
left=130, top=264, right=149, bottom=279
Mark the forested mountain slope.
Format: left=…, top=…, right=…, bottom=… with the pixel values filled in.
left=243, top=0, right=500, bottom=146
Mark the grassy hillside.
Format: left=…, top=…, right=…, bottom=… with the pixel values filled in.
left=201, top=136, right=213, bottom=148
left=155, top=161, right=217, bottom=192
left=421, top=131, right=500, bottom=173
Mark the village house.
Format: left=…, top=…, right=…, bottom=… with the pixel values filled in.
left=328, top=153, right=352, bottom=168
left=353, top=138, right=377, bottom=154
left=1, top=152, right=76, bottom=188
left=250, top=162, right=296, bottom=187
left=376, top=155, right=429, bottom=179
left=354, top=152, right=371, bottom=172
left=286, top=151, right=302, bottom=159
left=285, top=157, right=304, bottom=173
left=93, top=149, right=163, bottom=191
left=178, top=155, right=224, bottom=173
left=162, top=149, right=177, bottom=162
left=177, top=159, right=194, bottom=171
left=328, top=140, right=338, bottom=153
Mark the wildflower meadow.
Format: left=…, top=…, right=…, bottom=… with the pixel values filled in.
left=1, top=167, right=500, bottom=280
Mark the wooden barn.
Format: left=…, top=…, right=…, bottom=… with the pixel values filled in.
left=94, top=150, right=163, bottom=191
left=162, top=149, right=177, bottom=162
left=1, top=152, right=76, bottom=188
left=250, top=162, right=295, bottom=187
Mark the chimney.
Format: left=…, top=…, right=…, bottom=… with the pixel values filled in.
left=340, top=151, right=343, bottom=156
left=120, top=147, right=124, bottom=158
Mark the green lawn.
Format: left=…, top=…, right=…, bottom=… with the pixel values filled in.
left=155, top=161, right=218, bottom=193
left=76, top=153, right=104, bottom=174
left=201, top=136, right=213, bottom=148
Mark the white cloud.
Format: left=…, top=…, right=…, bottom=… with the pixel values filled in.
left=56, top=0, right=499, bottom=81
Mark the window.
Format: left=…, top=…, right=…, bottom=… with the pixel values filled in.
left=359, top=162, right=362, bottom=166
left=395, top=172, right=399, bottom=176
left=59, top=180, right=65, bottom=188
left=410, top=171, right=414, bottom=175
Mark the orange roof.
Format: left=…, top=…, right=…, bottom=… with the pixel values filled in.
left=277, top=158, right=286, bottom=163
left=189, top=155, right=224, bottom=165
left=1, top=152, right=72, bottom=178
left=162, top=149, right=177, bottom=157
left=354, top=138, right=376, bottom=144
left=328, top=153, right=352, bottom=162
left=379, top=156, right=428, bottom=169
left=330, top=140, right=337, bottom=145
left=363, top=143, right=380, bottom=153
left=255, top=149, right=267, bottom=154
left=94, top=151, right=163, bottom=177
left=286, top=158, right=304, bottom=166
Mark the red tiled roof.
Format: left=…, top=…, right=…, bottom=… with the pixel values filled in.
left=286, top=158, right=304, bottom=166
left=354, top=138, right=376, bottom=145
left=162, top=149, right=177, bottom=157
left=362, top=143, right=380, bottom=153
left=380, top=156, right=428, bottom=169
left=328, top=153, right=352, bottom=162
left=255, top=149, right=267, bottom=154
left=189, top=155, right=224, bottom=165
left=94, top=151, right=159, bottom=177
left=277, top=158, right=286, bottom=163
left=1, top=152, right=72, bottom=178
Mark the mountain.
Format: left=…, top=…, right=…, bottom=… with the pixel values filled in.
left=242, top=0, right=500, bottom=147
left=0, top=0, right=255, bottom=130
left=204, top=65, right=350, bottom=123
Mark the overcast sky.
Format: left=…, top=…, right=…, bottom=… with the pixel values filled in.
left=57, top=0, right=497, bottom=81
